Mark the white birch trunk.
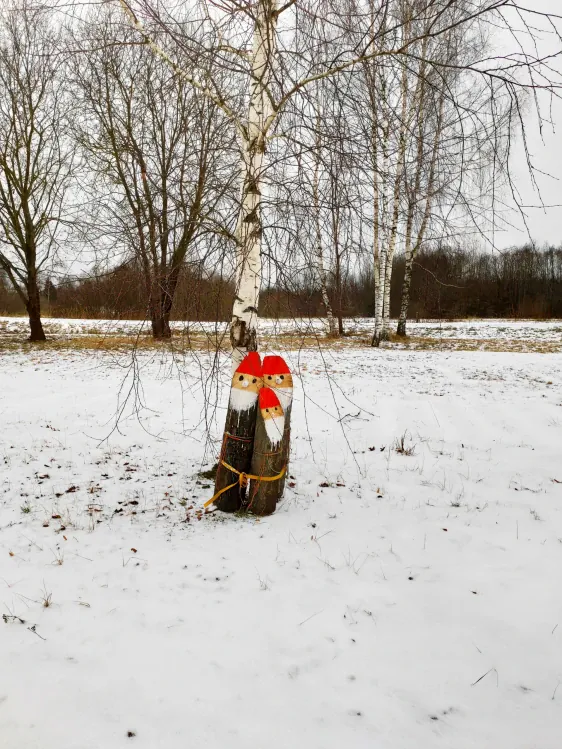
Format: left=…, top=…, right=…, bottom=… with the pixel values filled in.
left=374, top=105, right=404, bottom=344
left=369, top=3, right=387, bottom=348
left=230, top=1, right=277, bottom=367
left=396, top=37, right=429, bottom=337
left=372, top=101, right=389, bottom=347
left=312, top=81, right=338, bottom=338
left=313, top=167, right=337, bottom=336
left=372, top=243, right=387, bottom=346
left=381, top=23, right=411, bottom=340
left=398, top=85, right=446, bottom=336
left=397, top=232, right=416, bottom=336
left=372, top=116, right=381, bottom=338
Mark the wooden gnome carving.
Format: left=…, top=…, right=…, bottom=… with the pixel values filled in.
left=262, top=355, right=293, bottom=496
left=248, top=387, right=287, bottom=516
left=257, top=386, right=285, bottom=447
left=212, top=352, right=263, bottom=512
left=209, top=353, right=293, bottom=516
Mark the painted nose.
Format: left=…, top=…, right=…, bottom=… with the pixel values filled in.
left=275, top=376, right=283, bottom=384
left=242, top=380, right=249, bottom=388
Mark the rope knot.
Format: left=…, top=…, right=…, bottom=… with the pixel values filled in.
left=204, top=460, right=286, bottom=508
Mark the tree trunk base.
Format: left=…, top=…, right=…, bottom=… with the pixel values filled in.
left=28, top=319, right=47, bottom=342
left=371, top=330, right=391, bottom=347
left=151, top=317, right=172, bottom=339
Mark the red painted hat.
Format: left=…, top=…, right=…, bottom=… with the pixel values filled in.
left=259, top=387, right=281, bottom=409
left=235, top=352, right=262, bottom=377
left=262, top=355, right=290, bottom=375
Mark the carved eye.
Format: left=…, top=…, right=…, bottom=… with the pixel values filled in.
left=268, top=375, right=272, bottom=380
left=238, top=375, right=244, bottom=382
left=252, top=378, right=256, bottom=384
left=280, top=375, right=284, bottom=381
left=266, top=408, right=269, bottom=413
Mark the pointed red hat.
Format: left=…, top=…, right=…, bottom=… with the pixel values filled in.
left=235, top=352, right=262, bottom=378
left=259, top=387, right=282, bottom=410
left=262, top=355, right=290, bottom=375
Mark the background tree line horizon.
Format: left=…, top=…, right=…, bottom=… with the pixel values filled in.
left=2, top=243, right=561, bottom=325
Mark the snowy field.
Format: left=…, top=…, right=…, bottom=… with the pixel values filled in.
left=2, top=314, right=562, bottom=349
left=1, top=324, right=562, bottom=748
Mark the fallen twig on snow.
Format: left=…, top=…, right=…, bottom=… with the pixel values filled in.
left=471, top=667, right=498, bottom=687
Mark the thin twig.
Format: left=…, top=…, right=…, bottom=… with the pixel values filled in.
left=471, top=667, right=498, bottom=687
left=299, top=610, right=323, bottom=627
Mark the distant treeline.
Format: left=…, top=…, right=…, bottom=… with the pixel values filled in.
left=0, top=264, right=234, bottom=322
left=1, top=245, right=561, bottom=322
left=271, top=244, right=562, bottom=322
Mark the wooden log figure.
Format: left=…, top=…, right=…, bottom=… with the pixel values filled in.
left=248, top=387, right=287, bottom=516
left=262, top=355, right=293, bottom=496
left=212, top=352, right=263, bottom=512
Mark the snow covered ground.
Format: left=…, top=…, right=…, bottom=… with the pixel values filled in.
left=1, top=332, right=562, bottom=748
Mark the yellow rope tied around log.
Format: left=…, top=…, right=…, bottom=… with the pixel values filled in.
left=204, top=460, right=286, bottom=508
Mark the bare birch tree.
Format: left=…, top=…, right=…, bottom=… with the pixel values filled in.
left=394, top=9, right=514, bottom=335
left=337, top=0, right=536, bottom=344
left=396, top=35, right=455, bottom=335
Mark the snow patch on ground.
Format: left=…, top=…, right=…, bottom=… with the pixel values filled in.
left=2, top=315, right=562, bottom=344
left=1, top=343, right=561, bottom=748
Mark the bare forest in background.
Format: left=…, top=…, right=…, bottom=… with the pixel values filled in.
left=2, top=244, right=561, bottom=323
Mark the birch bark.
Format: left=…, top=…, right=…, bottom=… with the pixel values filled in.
left=372, top=65, right=408, bottom=346
left=367, top=0, right=384, bottom=325
left=313, top=143, right=338, bottom=336
left=371, top=83, right=389, bottom=347
left=397, top=84, right=446, bottom=336
left=380, top=17, right=412, bottom=341
left=230, top=0, right=278, bottom=366
left=371, top=115, right=381, bottom=339
left=311, top=79, right=337, bottom=337
left=397, top=54, right=428, bottom=336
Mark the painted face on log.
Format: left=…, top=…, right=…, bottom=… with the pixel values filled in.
left=259, top=387, right=285, bottom=447
left=229, top=352, right=263, bottom=412
left=262, top=355, right=293, bottom=410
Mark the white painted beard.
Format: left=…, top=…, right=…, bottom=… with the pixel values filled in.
left=229, top=387, right=259, bottom=412
left=264, top=414, right=285, bottom=447
left=273, top=387, right=293, bottom=411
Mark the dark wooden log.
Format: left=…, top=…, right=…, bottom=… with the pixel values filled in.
left=262, top=356, right=293, bottom=497
left=248, top=387, right=286, bottom=516
left=278, top=401, right=292, bottom=497
left=213, top=352, right=263, bottom=512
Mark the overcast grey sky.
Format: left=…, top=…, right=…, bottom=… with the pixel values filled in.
left=497, top=0, right=562, bottom=248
